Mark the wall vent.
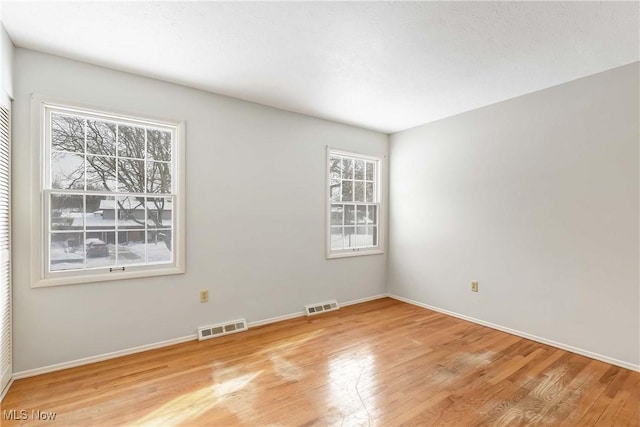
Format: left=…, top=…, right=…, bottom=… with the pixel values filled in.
left=304, top=300, right=340, bottom=316
left=197, top=319, right=247, bottom=341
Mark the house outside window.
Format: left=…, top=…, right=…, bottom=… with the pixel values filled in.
left=32, top=96, right=185, bottom=287
left=327, top=147, right=384, bottom=258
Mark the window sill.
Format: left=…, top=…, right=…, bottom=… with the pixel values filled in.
left=32, top=265, right=185, bottom=288
left=326, top=249, right=385, bottom=259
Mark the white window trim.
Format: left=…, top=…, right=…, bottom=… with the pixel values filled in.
left=326, top=146, right=385, bottom=259
left=30, top=94, right=186, bottom=288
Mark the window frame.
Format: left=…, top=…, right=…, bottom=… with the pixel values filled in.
left=30, top=95, right=186, bottom=287
left=326, top=146, right=385, bottom=259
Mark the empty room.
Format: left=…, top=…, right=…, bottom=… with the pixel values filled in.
left=0, top=1, right=638, bottom=426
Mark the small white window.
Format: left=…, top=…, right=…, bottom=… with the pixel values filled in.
left=32, top=96, right=185, bottom=287
left=327, top=147, right=384, bottom=258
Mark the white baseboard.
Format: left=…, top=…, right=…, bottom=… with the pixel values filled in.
left=248, top=294, right=387, bottom=327
left=248, top=310, right=306, bottom=328
left=11, top=294, right=389, bottom=380
left=387, top=293, right=640, bottom=373
left=341, top=293, right=388, bottom=307
left=1, top=377, right=14, bottom=401
left=12, top=334, right=198, bottom=380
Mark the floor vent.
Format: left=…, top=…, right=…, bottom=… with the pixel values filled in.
left=198, top=319, right=247, bottom=341
left=305, top=300, right=340, bottom=316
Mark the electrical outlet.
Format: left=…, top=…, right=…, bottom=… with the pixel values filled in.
left=471, top=281, right=479, bottom=292
left=200, top=290, right=209, bottom=303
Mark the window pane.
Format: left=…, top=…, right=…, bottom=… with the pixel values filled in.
left=51, top=152, right=84, bottom=190
left=117, top=159, right=145, bottom=193
left=118, top=125, right=146, bottom=159
left=356, top=205, right=367, bottom=224
left=147, top=197, right=172, bottom=228
left=330, top=181, right=341, bottom=202
left=116, top=196, right=146, bottom=228
left=356, top=226, right=368, bottom=247
left=86, top=120, right=116, bottom=156
left=367, top=226, right=377, bottom=247
left=85, top=232, right=115, bottom=269
left=329, top=179, right=341, bottom=202
left=146, top=230, right=172, bottom=263
left=86, top=195, right=116, bottom=229
left=86, top=155, right=116, bottom=191
left=51, top=194, right=83, bottom=230
left=366, top=182, right=374, bottom=203
left=330, top=226, right=344, bottom=250
left=51, top=113, right=84, bottom=153
left=329, top=157, right=342, bottom=180
left=331, top=205, right=343, bottom=226
left=146, top=161, right=172, bottom=194
left=147, top=130, right=172, bottom=162
left=354, top=182, right=365, bottom=202
left=367, top=205, right=378, bottom=226
left=366, top=161, right=375, bottom=181
left=354, top=160, right=365, bottom=180
left=344, top=226, right=356, bottom=248
left=341, top=180, right=353, bottom=202
left=344, top=205, right=355, bottom=225
left=342, top=159, right=353, bottom=180
left=116, top=230, right=146, bottom=266
left=50, top=232, right=84, bottom=271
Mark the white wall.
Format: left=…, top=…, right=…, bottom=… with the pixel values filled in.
left=388, top=63, right=639, bottom=368
left=0, top=23, right=13, bottom=98
left=12, top=49, right=388, bottom=372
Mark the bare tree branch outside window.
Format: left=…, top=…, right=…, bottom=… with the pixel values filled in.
left=51, top=113, right=172, bottom=251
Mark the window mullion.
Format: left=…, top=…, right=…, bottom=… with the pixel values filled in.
left=83, top=119, right=87, bottom=269
left=114, top=122, right=119, bottom=267
left=144, top=128, right=148, bottom=264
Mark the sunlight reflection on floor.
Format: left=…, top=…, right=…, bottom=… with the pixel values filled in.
left=328, top=347, right=378, bottom=426
left=262, top=329, right=324, bottom=354
left=269, top=354, right=303, bottom=382
left=133, top=371, right=261, bottom=426
left=131, top=329, right=373, bottom=426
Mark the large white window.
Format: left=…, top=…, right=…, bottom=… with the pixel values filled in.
left=32, top=97, right=185, bottom=287
left=327, top=148, right=383, bottom=258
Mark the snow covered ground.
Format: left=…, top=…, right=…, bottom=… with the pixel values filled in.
left=50, top=240, right=171, bottom=271
left=330, top=233, right=375, bottom=251
left=127, top=241, right=171, bottom=263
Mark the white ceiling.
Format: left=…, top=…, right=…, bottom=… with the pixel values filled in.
left=2, top=1, right=639, bottom=133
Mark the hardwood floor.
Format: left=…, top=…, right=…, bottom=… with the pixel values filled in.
left=2, top=298, right=638, bottom=426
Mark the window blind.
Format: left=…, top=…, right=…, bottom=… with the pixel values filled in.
left=0, top=92, right=11, bottom=396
